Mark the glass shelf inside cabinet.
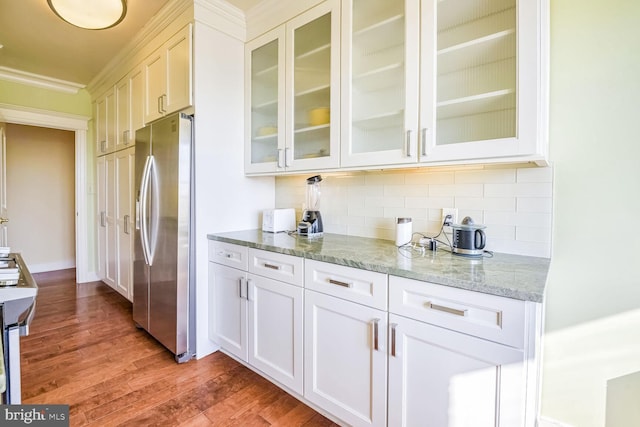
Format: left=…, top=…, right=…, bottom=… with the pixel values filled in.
left=436, top=0, right=517, bottom=145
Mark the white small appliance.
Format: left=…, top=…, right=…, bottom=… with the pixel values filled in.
left=262, top=208, right=296, bottom=233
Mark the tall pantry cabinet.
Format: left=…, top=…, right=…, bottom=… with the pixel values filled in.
left=95, top=23, right=193, bottom=301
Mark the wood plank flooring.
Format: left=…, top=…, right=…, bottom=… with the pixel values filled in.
left=20, top=269, right=339, bottom=427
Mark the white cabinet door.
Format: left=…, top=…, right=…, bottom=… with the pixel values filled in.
left=97, top=153, right=117, bottom=288
left=115, top=78, right=132, bottom=152
left=144, top=24, right=192, bottom=123
left=115, top=147, right=135, bottom=301
left=304, top=289, right=387, bottom=427
left=208, top=263, right=248, bottom=361
left=388, top=313, right=526, bottom=427
left=95, top=89, right=116, bottom=155
left=164, top=24, right=192, bottom=115
left=245, top=27, right=285, bottom=174
left=419, top=0, right=546, bottom=163
left=247, top=273, right=303, bottom=395
left=341, top=0, right=421, bottom=167
left=130, top=66, right=145, bottom=135
left=97, top=156, right=107, bottom=281
left=144, top=49, right=165, bottom=124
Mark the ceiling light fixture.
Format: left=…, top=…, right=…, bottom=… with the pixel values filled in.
left=47, top=0, right=127, bottom=30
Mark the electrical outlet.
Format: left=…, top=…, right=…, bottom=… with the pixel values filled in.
left=441, top=208, right=458, bottom=225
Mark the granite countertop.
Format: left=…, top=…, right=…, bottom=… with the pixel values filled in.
left=207, top=230, right=550, bottom=303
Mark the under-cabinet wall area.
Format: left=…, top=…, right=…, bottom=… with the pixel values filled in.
left=275, top=164, right=552, bottom=257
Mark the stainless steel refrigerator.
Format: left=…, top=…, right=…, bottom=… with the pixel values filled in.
left=133, top=112, right=194, bottom=363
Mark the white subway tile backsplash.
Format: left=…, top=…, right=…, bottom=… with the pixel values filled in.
left=484, top=182, right=553, bottom=198
left=429, top=183, right=484, bottom=198
left=275, top=165, right=553, bottom=257
left=518, top=197, right=553, bottom=213
left=455, top=169, right=516, bottom=184
left=517, top=167, right=553, bottom=183
left=405, top=171, right=456, bottom=185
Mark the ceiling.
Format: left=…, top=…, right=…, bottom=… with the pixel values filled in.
left=0, top=0, right=261, bottom=86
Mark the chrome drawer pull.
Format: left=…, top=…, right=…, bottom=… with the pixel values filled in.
left=264, top=263, right=281, bottom=270
left=391, top=323, right=397, bottom=357
left=373, top=318, right=380, bottom=351
left=427, top=302, right=468, bottom=317
left=328, top=278, right=353, bottom=288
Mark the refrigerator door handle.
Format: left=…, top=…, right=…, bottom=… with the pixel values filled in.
left=139, top=155, right=152, bottom=265
left=148, top=156, right=160, bottom=266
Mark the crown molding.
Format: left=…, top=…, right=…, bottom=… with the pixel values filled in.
left=0, top=103, right=89, bottom=130
left=87, top=0, right=194, bottom=95
left=245, top=0, right=321, bottom=41
left=194, top=0, right=246, bottom=41
left=0, top=66, right=85, bottom=94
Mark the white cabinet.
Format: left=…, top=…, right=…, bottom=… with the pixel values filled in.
left=245, top=0, right=341, bottom=174
left=304, top=260, right=388, bottom=427
left=115, top=147, right=135, bottom=301
left=115, top=67, right=144, bottom=151
left=420, top=0, right=546, bottom=163
left=95, top=89, right=116, bottom=155
left=208, top=243, right=304, bottom=394
left=97, top=153, right=116, bottom=287
left=387, top=313, right=526, bottom=426
left=388, top=275, right=537, bottom=426
left=341, top=0, right=547, bottom=168
left=144, top=24, right=193, bottom=123
left=340, top=0, right=420, bottom=167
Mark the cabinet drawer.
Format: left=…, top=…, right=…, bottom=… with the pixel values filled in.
left=208, top=241, right=248, bottom=270
left=305, top=259, right=387, bottom=310
left=248, top=249, right=303, bottom=287
left=389, top=276, right=526, bottom=348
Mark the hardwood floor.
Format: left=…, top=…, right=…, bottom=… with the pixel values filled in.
left=20, top=269, right=339, bottom=427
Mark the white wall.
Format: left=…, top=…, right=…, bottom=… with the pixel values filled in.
left=6, top=123, right=76, bottom=272
left=276, top=164, right=553, bottom=258
left=540, top=0, right=640, bottom=425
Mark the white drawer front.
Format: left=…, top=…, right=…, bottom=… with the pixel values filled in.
left=208, top=240, right=248, bottom=270
left=248, top=248, right=304, bottom=287
left=305, top=259, right=388, bottom=310
left=389, top=276, right=526, bottom=348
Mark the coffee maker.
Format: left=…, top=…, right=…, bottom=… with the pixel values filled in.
left=297, top=175, right=323, bottom=237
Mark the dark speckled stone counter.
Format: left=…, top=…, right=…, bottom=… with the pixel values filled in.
left=207, top=230, right=549, bottom=303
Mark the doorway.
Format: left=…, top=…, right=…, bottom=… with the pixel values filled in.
left=5, top=124, right=76, bottom=273
left=0, top=104, right=91, bottom=282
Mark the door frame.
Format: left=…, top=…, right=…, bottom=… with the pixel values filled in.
left=0, top=103, right=92, bottom=282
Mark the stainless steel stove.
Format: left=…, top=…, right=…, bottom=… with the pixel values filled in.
left=0, top=253, right=37, bottom=404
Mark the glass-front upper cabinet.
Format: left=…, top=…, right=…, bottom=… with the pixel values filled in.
left=341, top=0, right=421, bottom=167
left=245, top=0, right=340, bottom=174
left=421, top=0, right=546, bottom=163
left=285, top=0, right=340, bottom=171
left=245, top=28, right=285, bottom=174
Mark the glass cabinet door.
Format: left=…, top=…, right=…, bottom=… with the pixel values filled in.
left=422, top=0, right=542, bottom=162
left=245, top=28, right=284, bottom=174
left=341, top=0, right=420, bottom=167
left=286, top=0, right=340, bottom=171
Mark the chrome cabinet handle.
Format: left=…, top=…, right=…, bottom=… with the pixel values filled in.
left=406, top=130, right=412, bottom=157
left=264, top=263, right=281, bottom=270
left=124, top=214, right=130, bottom=234
left=277, top=149, right=284, bottom=168
left=100, top=211, right=106, bottom=227
left=390, top=323, right=397, bottom=357
left=328, top=278, right=352, bottom=288
left=101, top=140, right=106, bottom=153
left=427, top=302, right=468, bottom=317
left=421, top=128, right=428, bottom=157
left=284, top=147, right=291, bottom=167
left=238, top=278, right=245, bottom=299
left=123, top=130, right=130, bottom=144
left=373, top=318, right=380, bottom=351
left=246, top=278, right=252, bottom=301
